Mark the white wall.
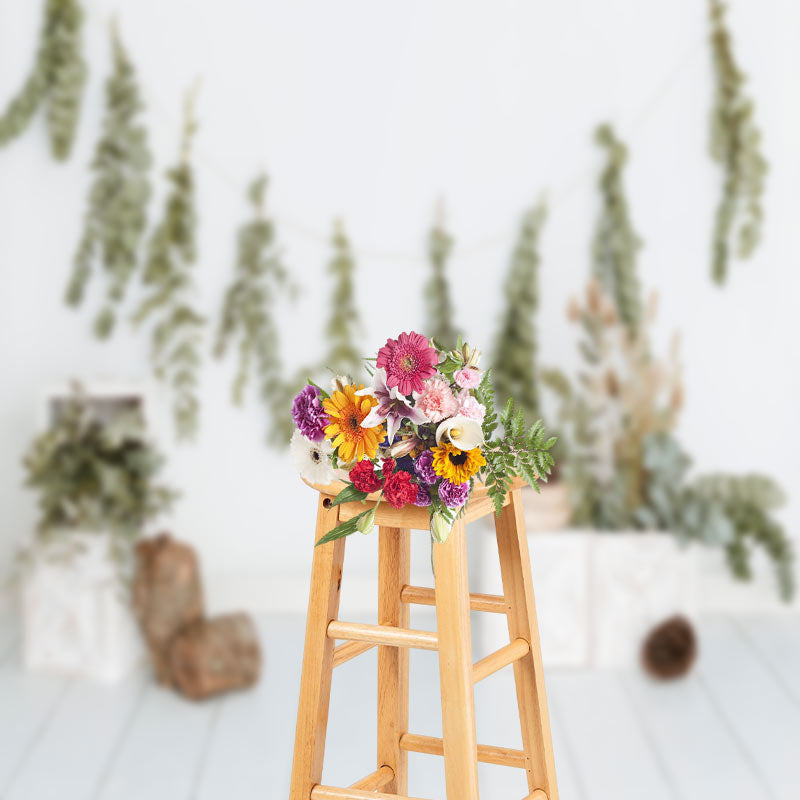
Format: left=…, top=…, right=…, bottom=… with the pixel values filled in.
left=1, top=0, right=798, bottom=612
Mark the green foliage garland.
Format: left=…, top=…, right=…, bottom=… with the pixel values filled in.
left=66, top=23, right=151, bottom=338
left=708, top=0, right=767, bottom=284
left=320, top=220, right=363, bottom=378
left=214, top=174, right=295, bottom=446
left=425, top=209, right=459, bottom=350
left=133, top=94, right=203, bottom=440
left=491, top=201, right=547, bottom=424
left=0, top=0, right=87, bottom=160
left=22, top=387, right=176, bottom=567
left=592, top=124, right=643, bottom=335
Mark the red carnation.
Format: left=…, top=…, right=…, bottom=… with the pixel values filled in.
left=383, top=470, right=418, bottom=509
left=349, top=459, right=383, bottom=493
left=381, top=458, right=396, bottom=478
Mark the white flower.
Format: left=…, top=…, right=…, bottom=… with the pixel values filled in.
left=290, top=430, right=335, bottom=484
left=435, top=415, right=485, bottom=451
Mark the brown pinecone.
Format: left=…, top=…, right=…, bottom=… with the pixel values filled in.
left=641, top=615, right=698, bottom=680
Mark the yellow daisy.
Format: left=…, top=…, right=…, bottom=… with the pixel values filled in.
left=431, top=443, right=486, bottom=484
left=323, top=384, right=383, bottom=463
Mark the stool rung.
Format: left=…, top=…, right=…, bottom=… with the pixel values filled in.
left=311, top=786, right=430, bottom=800
left=400, top=584, right=507, bottom=614
left=524, top=791, right=548, bottom=800
left=473, top=637, right=530, bottom=683
left=399, top=733, right=527, bottom=768
left=348, top=765, right=394, bottom=790
left=327, top=620, right=438, bottom=651
left=332, top=640, right=375, bottom=667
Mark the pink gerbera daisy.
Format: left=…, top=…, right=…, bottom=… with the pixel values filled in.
left=376, top=331, right=438, bottom=395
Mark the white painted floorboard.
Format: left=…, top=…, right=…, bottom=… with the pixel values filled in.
left=0, top=612, right=798, bottom=800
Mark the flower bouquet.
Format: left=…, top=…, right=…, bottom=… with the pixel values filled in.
left=290, top=331, right=556, bottom=545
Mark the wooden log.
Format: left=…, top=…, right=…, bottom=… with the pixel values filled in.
left=400, top=585, right=507, bottom=614
left=472, top=638, right=530, bottom=683
left=132, top=533, right=204, bottom=684
left=168, top=613, right=261, bottom=700
left=399, top=733, right=526, bottom=768
left=327, top=621, right=438, bottom=651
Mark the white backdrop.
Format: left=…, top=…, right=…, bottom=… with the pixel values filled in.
left=1, top=0, right=798, bottom=612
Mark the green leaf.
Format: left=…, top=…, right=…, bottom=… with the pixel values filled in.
left=315, top=508, right=374, bottom=546
left=331, top=483, right=369, bottom=506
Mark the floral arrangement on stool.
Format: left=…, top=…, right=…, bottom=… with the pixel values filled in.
left=290, top=331, right=557, bottom=545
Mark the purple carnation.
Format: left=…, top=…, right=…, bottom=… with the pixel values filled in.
left=414, top=450, right=437, bottom=485
left=438, top=479, right=470, bottom=508
left=414, top=484, right=432, bottom=507
left=292, top=385, right=329, bottom=442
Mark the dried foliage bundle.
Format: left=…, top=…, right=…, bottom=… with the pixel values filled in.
left=320, top=220, right=363, bottom=378
left=66, top=23, right=151, bottom=338
left=133, top=94, right=204, bottom=440
left=0, top=0, right=87, bottom=159
left=425, top=206, right=459, bottom=351
left=214, top=174, right=295, bottom=445
left=544, top=281, right=682, bottom=529
left=708, top=0, right=767, bottom=284
left=491, top=201, right=547, bottom=426
left=592, top=124, right=643, bottom=335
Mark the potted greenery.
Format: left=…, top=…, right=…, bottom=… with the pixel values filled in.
left=537, top=280, right=793, bottom=667
left=21, top=385, right=176, bottom=682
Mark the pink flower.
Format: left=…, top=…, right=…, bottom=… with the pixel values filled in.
left=376, top=331, right=438, bottom=396
left=454, top=367, right=482, bottom=389
left=457, top=392, right=486, bottom=423
left=416, top=378, right=458, bottom=423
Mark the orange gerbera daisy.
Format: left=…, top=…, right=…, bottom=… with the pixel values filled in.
left=323, top=384, right=383, bottom=462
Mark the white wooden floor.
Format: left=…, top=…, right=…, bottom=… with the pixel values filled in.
left=0, top=613, right=798, bottom=800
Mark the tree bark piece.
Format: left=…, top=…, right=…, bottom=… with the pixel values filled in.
left=168, top=613, right=261, bottom=699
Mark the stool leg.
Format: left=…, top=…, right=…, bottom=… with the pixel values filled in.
left=377, top=526, right=411, bottom=794
left=495, top=490, right=559, bottom=800
left=433, top=519, right=480, bottom=800
left=289, top=496, right=346, bottom=800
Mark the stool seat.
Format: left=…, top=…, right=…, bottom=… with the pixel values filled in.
left=302, top=477, right=527, bottom=530
left=289, top=481, right=559, bottom=800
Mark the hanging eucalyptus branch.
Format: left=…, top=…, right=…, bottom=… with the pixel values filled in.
left=491, top=201, right=547, bottom=425
left=66, top=22, right=151, bottom=338
left=215, top=174, right=296, bottom=446
left=0, top=0, right=87, bottom=160
left=320, top=220, right=363, bottom=378
left=592, top=124, right=643, bottom=336
left=708, top=0, right=767, bottom=284
left=133, top=92, right=203, bottom=440
left=425, top=205, right=459, bottom=350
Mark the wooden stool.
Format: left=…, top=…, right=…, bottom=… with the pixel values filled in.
left=289, top=480, right=559, bottom=800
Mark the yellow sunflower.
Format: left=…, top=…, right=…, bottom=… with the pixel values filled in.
left=323, top=384, right=383, bottom=462
left=431, top=443, right=486, bottom=484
